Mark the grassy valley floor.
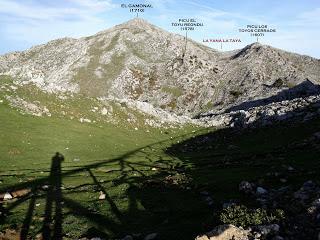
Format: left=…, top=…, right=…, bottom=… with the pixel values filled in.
left=0, top=100, right=320, bottom=239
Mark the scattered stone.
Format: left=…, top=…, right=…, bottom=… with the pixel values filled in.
left=144, top=233, right=158, bottom=240
left=272, top=236, right=284, bottom=240
left=239, top=181, right=254, bottom=194
left=132, top=233, right=142, bottom=238
left=256, top=224, right=280, bottom=236
left=3, top=192, right=13, bottom=200
left=196, top=224, right=250, bottom=240
left=200, top=191, right=210, bottom=196
left=280, top=178, right=287, bottom=183
left=79, top=117, right=91, bottom=123
left=302, top=180, right=315, bottom=190
left=287, top=166, right=295, bottom=171
left=222, top=200, right=240, bottom=209
left=256, top=187, right=268, bottom=195
left=121, top=236, right=133, bottom=240
left=99, top=191, right=106, bottom=200
left=312, top=198, right=320, bottom=207
left=204, top=196, right=214, bottom=206
left=313, top=132, right=320, bottom=140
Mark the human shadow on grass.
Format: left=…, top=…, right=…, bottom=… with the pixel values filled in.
left=0, top=131, right=210, bottom=239
left=42, top=152, right=64, bottom=240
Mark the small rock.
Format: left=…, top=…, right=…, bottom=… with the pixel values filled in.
left=312, top=198, right=320, bottom=207
left=122, top=235, right=133, bottom=240
left=280, top=178, right=287, bottom=183
left=294, top=191, right=309, bottom=201
left=307, top=206, right=317, bottom=215
left=313, top=132, right=320, bottom=139
left=144, top=233, right=158, bottom=240
left=253, top=232, right=261, bottom=239
left=256, top=187, right=268, bottom=195
left=287, top=166, right=294, bottom=171
left=272, top=236, right=284, bottom=240
left=99, top=191, right=106, bottom=200
left=132, top=233, right=142, bottom=238
left=239, top=181, right=254, bottom=193
left=256, top=224, right=280, bottom=235
left=3, top=192, right=13, bottom=200
left=222, top=200, right=239, bottom=209
left=200, top=191, right=209, bottom=196
left=302, top=180, right=315, bottom=190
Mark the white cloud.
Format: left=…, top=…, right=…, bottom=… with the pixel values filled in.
left=0, top=0, right=118, bottom=50
left=0, top=0, right=116, bottom=21
left=69, top=0, right=116, bottom=12
left=298, top=7, right=320, bottom=23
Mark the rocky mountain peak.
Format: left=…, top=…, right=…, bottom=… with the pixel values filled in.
left=121, top=17, right=153, bottom=28
left=0, top=19, right=319, bottom=118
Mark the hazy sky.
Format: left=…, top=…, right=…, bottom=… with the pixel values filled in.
left=0, top=0, right=319, bottom=58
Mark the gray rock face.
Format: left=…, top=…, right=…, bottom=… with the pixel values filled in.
left=1, top=18, right=320, bottom=119
left=201, top=94, right=320, bottom=127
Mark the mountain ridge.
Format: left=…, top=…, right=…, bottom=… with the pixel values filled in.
left=0, top=18, right=320, bottom=120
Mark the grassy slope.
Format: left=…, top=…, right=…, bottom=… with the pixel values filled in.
left=0, top=99, right=207, bottom=239
left=0, top=76, right=320, bottom=239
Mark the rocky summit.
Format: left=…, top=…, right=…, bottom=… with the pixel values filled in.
left=0, top=18, right=319, bottom=123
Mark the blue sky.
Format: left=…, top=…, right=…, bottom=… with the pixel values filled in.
left=0, top=0, right=319, bottom=58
